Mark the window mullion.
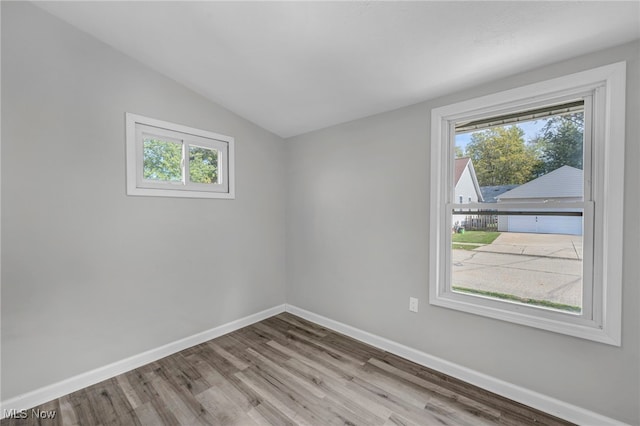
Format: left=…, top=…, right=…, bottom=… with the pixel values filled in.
left=182, top=141, right=188, bottom=186
left=447, top=121, right=457, bottom=204
left=449, top=201, right=589, bottom=211
left=135, top=125, right=145, bottom=187
left=583, top=94, right=594, bottom=202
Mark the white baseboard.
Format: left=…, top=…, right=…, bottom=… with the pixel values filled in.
left=0, top=304, right=286, bottom=417
left=284, top=304, right=628, bottom=426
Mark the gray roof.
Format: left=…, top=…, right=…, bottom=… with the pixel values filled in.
left=498, top=166, right=583, bottom=200
left=480, top=185, right=520, bottom=203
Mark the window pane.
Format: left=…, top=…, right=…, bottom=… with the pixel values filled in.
left=143, top=138, right=182, bottom=182
left=451, top=109, right=585, bottom=313
left=454, top=111, right=584, bottom=198
left=189, top=145, right=218, bottom=184
left=451, top=212, right=583, bottom=313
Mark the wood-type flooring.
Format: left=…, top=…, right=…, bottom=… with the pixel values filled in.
left=1, top=313, right=574, bottom=425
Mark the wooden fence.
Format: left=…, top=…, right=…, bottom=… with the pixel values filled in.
left=461, top=213, right=498, bottom=231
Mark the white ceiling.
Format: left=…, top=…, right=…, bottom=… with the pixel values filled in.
left=35, top=1, right=640, bottom=138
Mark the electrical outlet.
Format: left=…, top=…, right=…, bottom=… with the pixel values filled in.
left=409, top=297, right=419, bottom=312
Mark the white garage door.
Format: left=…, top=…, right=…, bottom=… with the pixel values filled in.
left=507, top=215, right=537, bottom=233
left=508, top=215, right=582, bottom=235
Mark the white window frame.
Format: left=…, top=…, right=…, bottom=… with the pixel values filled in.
left=429, top=62, right=626, bottom=345
left=126, top=113, right=235, bottom=199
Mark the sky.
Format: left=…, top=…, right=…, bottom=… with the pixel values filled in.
left=455, top=119, right=546, bottom=153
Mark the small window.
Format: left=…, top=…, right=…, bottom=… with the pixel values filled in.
left=430, top=62, right=626, bottom=345
left=126, top=113, right=235, bottom=199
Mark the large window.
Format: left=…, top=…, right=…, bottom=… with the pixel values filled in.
left=126, top=113, right=235, bottom=199
left=429, top=63, right=626, bottom=345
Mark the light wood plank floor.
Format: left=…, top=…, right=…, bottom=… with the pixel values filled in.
left=2, top=313, right=573, bottom=425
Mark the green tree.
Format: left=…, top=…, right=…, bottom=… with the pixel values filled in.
left=527, top=135, right=547, bottom=178
left=466, top=126, right=539, bottom=186
left=534, top=113, right=584, bottom=174
left=454, top=145, right=465, bottom=158
left=189, top=146, right=218, bottom=184
left=143, top=139, right=182, bottom=182
left=142, top=139, right=219, bottom=184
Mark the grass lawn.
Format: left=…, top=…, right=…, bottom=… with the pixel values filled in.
left=452, top=286, right=581, bottom=313
left=452, top=231, right=500, bottom=245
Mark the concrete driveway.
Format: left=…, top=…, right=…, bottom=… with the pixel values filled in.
left=452, top=233, right=583, bottom=308
left=474, top=232, right=582, bottom=260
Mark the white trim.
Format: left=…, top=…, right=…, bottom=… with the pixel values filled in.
left=125, top=113, right=236, bottom=199
left=0, top=305, right=285, bottom=417
left=430, top=62, right=625, bottom=345
left=284, top=304, right=629, bottom=426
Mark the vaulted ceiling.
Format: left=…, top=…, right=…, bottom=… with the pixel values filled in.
left=35, top=1, right=640, bottom=138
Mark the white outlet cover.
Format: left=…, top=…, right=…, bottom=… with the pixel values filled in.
left=409, top=297, right=419, bottom=312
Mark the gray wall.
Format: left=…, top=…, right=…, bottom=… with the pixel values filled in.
left=1, top=2, right=286, bottom=399
left=286, top=42, right=640, bottom=424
